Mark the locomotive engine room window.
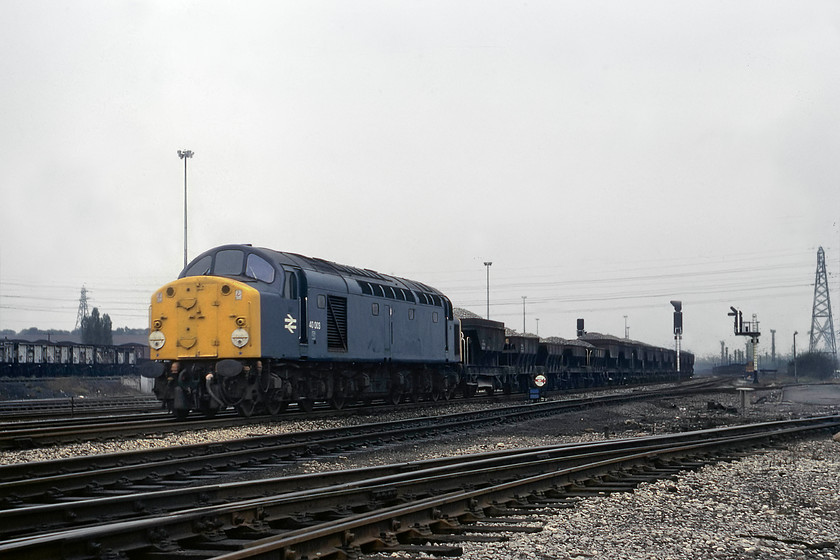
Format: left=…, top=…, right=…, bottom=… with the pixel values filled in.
left=215, top=249, right=245, bottom=276
left=372, top=302, right=380, bottom=316
left=317, top=294, right=326, bottom=308
left=408, top=308, right=415, bottom=320
left=183, top=255, right=212, bottom=277
left=245, top=254, right=275, bottom=283
left=432, top=311, right=439, bottom=323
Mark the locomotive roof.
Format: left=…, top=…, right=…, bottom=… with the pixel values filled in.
left=186, top=245, right=448, bottom=297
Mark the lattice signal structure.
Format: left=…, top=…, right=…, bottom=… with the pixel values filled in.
left=809, top=246, right=837, bottom=358
left=74, top=286, right=89, bottom=331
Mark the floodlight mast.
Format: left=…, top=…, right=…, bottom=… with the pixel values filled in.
left=483, top=261, right=492, bottom=319
left=178, top=149, right=194, bottom=269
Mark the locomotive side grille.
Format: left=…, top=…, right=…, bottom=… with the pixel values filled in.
left=327, top=296, right=348, bottom=352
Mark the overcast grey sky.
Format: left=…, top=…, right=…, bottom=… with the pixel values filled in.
left=1, top=1, right=839, bottom=359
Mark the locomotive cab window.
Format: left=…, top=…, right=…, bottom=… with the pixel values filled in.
left=215, top=249, right=245, bottom=276
left=183, top=255, right=212, bottom=277
left=245, top=254, right=275, bottom=283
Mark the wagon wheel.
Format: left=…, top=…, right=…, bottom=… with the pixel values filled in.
left=235, top=399, right=257, bottom=417
left=388, top=387, right=402, bottom=406
left=297, top=398, right=314, bottom=413
left=330, top=391, right=347, bottom=410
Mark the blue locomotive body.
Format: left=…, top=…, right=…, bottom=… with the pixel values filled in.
left=145, top=245, right=461, bottom=416
left=179, top=245, right=460, bottom=365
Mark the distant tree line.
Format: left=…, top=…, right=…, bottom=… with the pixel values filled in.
left=80, top=308, right=112, bottom=345
left=789, top=352, right=836, bottom=380
left=2, top=310, right=147, bottom=341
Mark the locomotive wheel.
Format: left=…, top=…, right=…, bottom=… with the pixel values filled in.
left=330, top=376, right=349, bottom=410
left=200, top=407, right=219, bottom=419
left=435, top=376, right=454, bottom=401
left=236, top=399, right=256, bottom=417
left=267, top=392, right=288, bottom=415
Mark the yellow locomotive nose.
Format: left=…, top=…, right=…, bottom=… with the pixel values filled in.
left=149, top=277, right=261, bottom=360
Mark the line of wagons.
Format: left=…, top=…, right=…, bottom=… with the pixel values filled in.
left=0, top=339, right=148, bottom=377
left=458, top=313, right=693, bottom=394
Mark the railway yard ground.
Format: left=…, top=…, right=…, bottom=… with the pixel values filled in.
left=1, top=375, right=839, bottom=559
left=0, top=375, right=144, bottom=400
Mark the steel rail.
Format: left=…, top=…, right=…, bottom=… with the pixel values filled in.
left=0, top=391, right=637, bottom=503
left=0, top=416, right=837, bottom=559
left=0, top=382, right=724, bottom=505
left=0, top=415, right=833, bottom=540
left=0, top=378, right=723, bottom=449
left=0, top=395, right=162, bottom=419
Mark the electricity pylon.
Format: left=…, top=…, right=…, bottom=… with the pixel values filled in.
left=74, top=286, right=89, bottom=331
left=809, top=246, right=837, bottom=359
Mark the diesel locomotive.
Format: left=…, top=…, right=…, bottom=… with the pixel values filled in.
left=141, top=244, right=461, bottom=418
left=142, top=244, right=692, bottom=418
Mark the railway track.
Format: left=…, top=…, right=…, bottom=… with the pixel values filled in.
left=0, top=378, right=724, bottom=449
left=1, top=415, right=836, bottom=559
left=0, top=381, right=729, bottom=503
left=0, top=388, right=687, bottom=505
left=0, top=394, right=161, bottom=419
